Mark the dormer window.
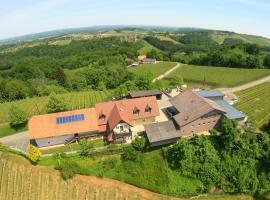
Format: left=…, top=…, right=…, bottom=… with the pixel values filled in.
left=145, top=105, right=152, bottom=113
left=133, top=106, right=140, bottom=115
left=99, top=112, right=106, bottom=121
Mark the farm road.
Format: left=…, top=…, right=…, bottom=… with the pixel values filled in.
left=152, top=62, right=183, bottom=82
left=220, top=74, right=270, bottom=94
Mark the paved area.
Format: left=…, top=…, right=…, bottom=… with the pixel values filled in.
left=152, top=63, right=182, bottom=82
left=0, top=131, right=29, bottom=153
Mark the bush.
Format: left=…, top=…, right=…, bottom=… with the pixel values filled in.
left=8, top=105, right=28, bottom=129
left=28, top=144, right=41, bottom=163
left=121, top=146, right=139, bottom=162
left=132, top=136, right=146, bottom=151
left=78, top=139, right=94, bottom=157
left=59, top=160, right=81, bottom=180
left=46, top=93, right=68, bottom=113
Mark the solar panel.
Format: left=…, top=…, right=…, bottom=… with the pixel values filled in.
left=56, top=114, right=85, bottom=124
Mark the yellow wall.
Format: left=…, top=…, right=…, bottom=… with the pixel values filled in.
left=131, top=117, right=156, bottom=126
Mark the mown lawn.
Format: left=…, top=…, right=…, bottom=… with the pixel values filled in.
left=236, top=82, right=270, bottom=129
left=129, top=61, right=177, bottom=78
left=158, top=65, right=270, bottom=88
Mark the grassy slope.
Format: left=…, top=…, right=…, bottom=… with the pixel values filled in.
left=0, top=151, right=179, bottom=200
left=138, top=40, right=162, bottom=55
left=0, top=151, right=253, bottom=200
left=236, top=82, right=270, bottom=129
left=158, top=65, right=270, bottom=88
left=129, top=61, right=177, bottom=78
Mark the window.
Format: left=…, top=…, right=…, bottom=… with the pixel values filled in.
left=133, top=107, right=140, bottom=115
left=145, top=105, right=152, bottom=113
left=99, top=113, right=106, bottom=121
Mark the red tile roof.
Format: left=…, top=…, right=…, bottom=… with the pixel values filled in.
left=95, top=96, right=160, bottom=126
left=28, top=108, right=99, bottom=139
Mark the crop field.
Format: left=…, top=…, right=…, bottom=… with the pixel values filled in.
left=129, top=61, right=177, bottom=78
left=158, top=65, right=270, bottom=88
left=236, top=82, right=270, bottom=129
left=0, top=90, right=112, bottom=124
left=0, top=152, right=180, bottom=200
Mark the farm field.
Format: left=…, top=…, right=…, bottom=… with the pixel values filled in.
left=0, top=151, right=254, bottom=200
left=235, top=82, right=270, bottom=129
left=0, top=152, right=179, bottom=200
left=129, top=61, right=177, bottom=78
left=158, top=65, right=270, bottom=88
left=138, top=40, right=162, bottom=55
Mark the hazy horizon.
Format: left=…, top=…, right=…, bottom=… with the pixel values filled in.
left=1, top=0, right=270, bottom=40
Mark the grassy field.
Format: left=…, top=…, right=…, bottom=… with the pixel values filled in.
left=236, top=82, right=270, bottom=129
left=158, top=65, right=270, bottom=88
left=129, top=61, right=177, bottom=78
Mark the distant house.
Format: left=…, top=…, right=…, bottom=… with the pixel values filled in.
left=142, top=58, right=156, bottom=64
left=138, top=55, right=146, bottom=61
left=128, top=89, right=162, bottom=100
left=28, top=96, right=160, bottom=147
left=130, top=63, right=139, bottom=67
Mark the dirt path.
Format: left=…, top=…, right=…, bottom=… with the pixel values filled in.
left=152, top=62, right=182, bottom=82
left=219, top=74, right=270, bottom=94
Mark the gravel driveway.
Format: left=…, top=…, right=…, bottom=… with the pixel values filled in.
left=0, top=131, right=29, bottom=153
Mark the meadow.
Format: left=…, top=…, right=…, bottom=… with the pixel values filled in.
left=236, top=82, right=270, bottom=129
left=129, top=61, right=177, bottom=78
left=158, top=65, right=270, bottom=88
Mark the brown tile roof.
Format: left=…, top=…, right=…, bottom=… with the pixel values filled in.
left=128, top=89, right=162, bottom=98
left=107, top=104, right=132, bottom=131
left=28, top=108, right=99, bottom=139
left=170, top=90, right=225, bottom=126
left=95, top=96, right=160, bottom=126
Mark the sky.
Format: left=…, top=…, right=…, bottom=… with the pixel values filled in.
left=0, top=0, right=270, bottom=40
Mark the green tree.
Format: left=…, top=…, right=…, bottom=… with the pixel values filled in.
left=28, top=144, right=42, bottom=163
left=263, top=55, right=270, bottom=68
left=5, top=79, right=29, bottom=100
left=46, top=93, right=68, bottom=113
left=169, top=74, right=184, bottom=88
left=78, top=139, right=94, bottom=157
left=54, top=67, right=66, bottom=87
left=9, top=105, right=28, bottom=129
left=132, top=136, right=146, bottom=151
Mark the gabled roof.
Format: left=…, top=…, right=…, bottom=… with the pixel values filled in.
left=28, top=108, right=99, bottom=139
left=170, top=91, right=225, bottom=126
left=95, top=96, right=160, bottom=126
left=195, top=90, right=224, bottom=98
left=107, top=104, right=132, bottom=131
left=214, top=100, right=246, bottom=120
left=128, top=89, right=162, bottom=98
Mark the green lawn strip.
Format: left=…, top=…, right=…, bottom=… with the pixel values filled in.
left=0, top=123, right=27, bottom=138
left=40, top=139, right=106, bottom=154
left=158, top=65, right=270, bottom=88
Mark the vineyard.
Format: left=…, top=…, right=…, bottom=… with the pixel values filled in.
left=0, top=151, right=254, bottom=200
left=236, top=82, right=270, bottom=129
left=0, top=90, right=112, bottom=124
left=158, top=65, right=270, bottom=88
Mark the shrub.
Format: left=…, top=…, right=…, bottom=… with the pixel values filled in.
left=78, top=139, right=93, bottom=157
left=132, top=136, right=146, bottom=151
left=28, top=144, right=41, bottom=163
left=59, top=160, right=80, bottom=180
left=8, top=105, right=28, bottom=129
left=121, top=146, right=139, bottom=162
left=46, top=93, right=68, bottom=113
